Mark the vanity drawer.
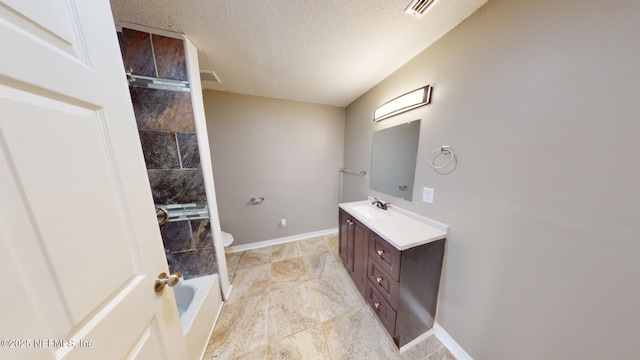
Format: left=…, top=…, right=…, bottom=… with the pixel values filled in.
left=368, top=233, right=401, bottom=281
left=365, top=280, right=396, bottom=336
left=367, top=258, right=399, bottom=309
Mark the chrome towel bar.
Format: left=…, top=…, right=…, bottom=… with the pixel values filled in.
left=340, top=168, right=367, bottom=176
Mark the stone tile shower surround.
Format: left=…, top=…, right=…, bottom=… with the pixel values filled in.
left=118, top=27, right=217, bottom=279
left=130, top=88, right=196, bottom=132
left=118, top=29, right=156, bottom=77
left=151, top=34, right=188, bottom=80
left=147, top=169, right=206, bottom=205
left=177, top=132, right=201, bottom=168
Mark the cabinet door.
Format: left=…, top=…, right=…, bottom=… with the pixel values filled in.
left=338, top=210, right=353, bottom=271
left=352, top=220, right=369, bottom=294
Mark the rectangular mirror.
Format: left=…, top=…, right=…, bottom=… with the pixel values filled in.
left=370, top=120, right=420, bottom=201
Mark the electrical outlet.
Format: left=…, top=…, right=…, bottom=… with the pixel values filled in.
left=422, top=187, right=435, bottom=204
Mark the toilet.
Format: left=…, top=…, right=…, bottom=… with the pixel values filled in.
left=221, top=231, right=234, bottom=248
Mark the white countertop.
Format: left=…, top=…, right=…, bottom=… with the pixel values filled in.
left=339, top=200, right=448, bottom=251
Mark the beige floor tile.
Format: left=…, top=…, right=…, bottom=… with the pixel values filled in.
left=268, top=325, right=331, bottom=360
left=271, top=257, right=309, bottom=283
left=400, top=335, right=444, bottom=360
left=324, top=233, right=338, bottom=255
left=225, top=251, right=243, bottom=280
left=206, top=235, right=451, bottom=360
left=297, top=235, right=329, bottom=256
left=307, top=275, right=364, bottom=322
left=205, top=295, right=268, bottom=359
left=236, top=246, right=273, bottom=270
left=362, top=304, right=401, bottom=354
left=321, top=306, right=400, bottom=360
left=227, top=263, right=271, bottom=303
left=427, top=347, right=456, bottom=360
left=231, top=345, right=268, bottom=360
left=303, top=251, right=347, bottom=282
left=268, top=281, right=319, bottom=341
left=270, top=242, right=301, bottom=262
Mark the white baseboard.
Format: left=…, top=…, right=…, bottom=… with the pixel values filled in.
left=434, top=322, right=473, bottom=360
left=227, top=227, right=338, bottom=253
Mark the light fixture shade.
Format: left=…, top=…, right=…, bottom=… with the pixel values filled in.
left=373, top=85, right=432, bottom=122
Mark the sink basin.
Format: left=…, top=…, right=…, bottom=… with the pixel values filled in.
left=350, top=204, right=391, bottom=220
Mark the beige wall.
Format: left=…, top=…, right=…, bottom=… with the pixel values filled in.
left=203, top=91, right=344, bottom=246
left=344, top=0, right=640, bottom=359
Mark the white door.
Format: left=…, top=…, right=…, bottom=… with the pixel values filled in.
left=0, top=1, right=188, bottom=359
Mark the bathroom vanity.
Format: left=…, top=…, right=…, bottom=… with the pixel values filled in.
left=338, top=200, right=448, bottom=348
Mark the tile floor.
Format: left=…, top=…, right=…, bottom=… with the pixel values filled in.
left=203, top=233, right=455, bottom=360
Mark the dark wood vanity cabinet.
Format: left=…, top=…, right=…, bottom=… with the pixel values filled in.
left=338, top=208, right=446, bottom=348
left=338, top=209, right=368, bottom=295
left=338, top=209, right=352, bottom=270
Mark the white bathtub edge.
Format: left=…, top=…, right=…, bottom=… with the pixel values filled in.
left=179, top=275, right=223, bottom=360
left=196, top=292, right=224, bottom=360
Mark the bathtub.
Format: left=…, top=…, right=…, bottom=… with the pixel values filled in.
left=173, top=274, right=223, bottom=360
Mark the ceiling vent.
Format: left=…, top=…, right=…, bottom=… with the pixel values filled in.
left=404, top=0, right=436, bottom=17
left=200, top=70, right=221, bottom=83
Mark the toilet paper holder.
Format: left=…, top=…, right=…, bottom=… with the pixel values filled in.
left=250, top=197, right=265, bottom=205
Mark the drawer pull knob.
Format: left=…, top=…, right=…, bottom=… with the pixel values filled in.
left=376, top=250, right=384, bottom=256
left=376, top=277, right=383, bottom=284
left=374, top=302, right=380, bottom=309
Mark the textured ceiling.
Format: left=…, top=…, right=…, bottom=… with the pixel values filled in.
left=109, top=0, right=487, bottom=107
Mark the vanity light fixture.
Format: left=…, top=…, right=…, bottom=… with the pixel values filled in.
left=373, top=85, right=432, bottom=122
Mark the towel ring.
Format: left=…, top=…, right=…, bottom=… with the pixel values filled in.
left=429, top=146, right=455, bottom=169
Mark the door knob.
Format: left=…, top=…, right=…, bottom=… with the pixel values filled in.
left=155, top=272, right=181, bottom=293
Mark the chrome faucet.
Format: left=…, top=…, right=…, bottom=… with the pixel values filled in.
left=371, top=198, right=389, bottom=210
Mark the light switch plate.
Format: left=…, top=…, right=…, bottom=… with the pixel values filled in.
left=422, top=187, right=435, bottom=204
